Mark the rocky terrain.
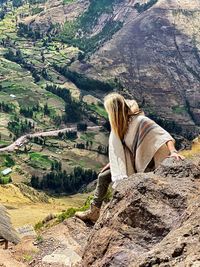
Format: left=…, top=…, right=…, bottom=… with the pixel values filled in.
left=1, top=156, right=199, bottom=267
left=82, top=158, right=200, bottom=266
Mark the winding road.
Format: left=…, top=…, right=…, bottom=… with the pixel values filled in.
left=0, top=126, right=101, bottom=152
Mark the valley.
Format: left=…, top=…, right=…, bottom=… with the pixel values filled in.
left=0, top=0, right=199, bottom=266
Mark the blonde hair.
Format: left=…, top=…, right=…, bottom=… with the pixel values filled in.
left=104, top=93, right=140, bottom=140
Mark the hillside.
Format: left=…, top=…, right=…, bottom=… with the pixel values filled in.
left=21, top=0, right=200, bottom=139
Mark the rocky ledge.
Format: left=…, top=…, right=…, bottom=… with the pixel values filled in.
left=81, top=158, right=200, bottom=267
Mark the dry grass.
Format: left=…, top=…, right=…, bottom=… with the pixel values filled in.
left=180, top=138, right=200, bottom=158
left=0, top=184, right=90, bottom=227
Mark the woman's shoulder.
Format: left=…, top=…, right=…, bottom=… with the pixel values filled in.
left=128, top=114, right=148, bottom=124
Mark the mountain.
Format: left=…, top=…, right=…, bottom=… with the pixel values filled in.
left=25, top=0, right=200, bottom=139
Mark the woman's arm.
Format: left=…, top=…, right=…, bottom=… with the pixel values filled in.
left=100, top=163, right=110, bottom=173
left=166, top=140, right=185, bottom=160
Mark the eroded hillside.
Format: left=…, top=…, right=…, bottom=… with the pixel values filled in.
left=22, top=0, right=200, bottom=139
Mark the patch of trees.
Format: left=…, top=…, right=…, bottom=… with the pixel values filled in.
left=20, top=107, right=33, bottom=118
left=51, top=160, right=62, bottom=171
left=12, top=0, right=23, bottom=8
left=0, top=102, right=14, bottom=113
left=31, top=136, right=46, bottom=146
left=77, top=123, right=87, bottom=131
left=17, top=22, right=42, bottom=40
left=60, top=0, right=123, bottom=53
left=28, top=0, right=46, bottom=4
left=0, top=7, right=6, bottom=20
left=4, top=48, right=42, bottom=82
left=4, top=155, right=15, bottom=167
left=74, top=141, right=108, bottom=155
left=134, top=0, right=158, bottom=13
left=46, top=84, right=82, bottom=123
left=58, top=130, right=77, bottom=140
left=8, top=116, right=35, bottom=137
left=0, top=0, right=8, bottom=4
left=0, top=176, right=12, bottom=185
left=46, top=84, right=71, bottom=102
left=31, top=166, right=97, bottom=193
left=20, top=103, right=50, bottom=118
left=53, top=64, right=114, bottom=92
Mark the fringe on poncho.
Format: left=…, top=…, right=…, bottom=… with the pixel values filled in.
left=109, top=115, right=174, bottom=186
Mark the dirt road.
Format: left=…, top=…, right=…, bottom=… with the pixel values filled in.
left=0, top=126, right=101, bottom=153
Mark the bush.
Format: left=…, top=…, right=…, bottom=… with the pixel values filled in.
left=134, top=0, right=158, bottom=13
left=57, top=195, right=93, bottom=222
left=0, top=176, right=12, bottom=184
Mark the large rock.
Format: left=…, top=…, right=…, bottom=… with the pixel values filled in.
left=81, top=158, right=200, bottom=266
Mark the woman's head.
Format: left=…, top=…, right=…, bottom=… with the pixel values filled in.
left=104, top=93, right=140, bottom=139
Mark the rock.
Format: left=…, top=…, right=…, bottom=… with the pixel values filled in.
left=154, top=158, right=200, bottom=179
left=81, top=158, right=200, bottom=266
left=42, top=247, right=81, bottom=266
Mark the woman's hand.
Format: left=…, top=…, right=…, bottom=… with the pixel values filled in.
left=166, top=140, right=185, bottom=161
left=169, top=151, right=185, bottom=161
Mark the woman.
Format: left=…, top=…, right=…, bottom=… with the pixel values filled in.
left=75, top=93, right=184, bottom=223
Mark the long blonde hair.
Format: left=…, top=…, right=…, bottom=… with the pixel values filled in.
left=104, top=93, right=140, bottom=140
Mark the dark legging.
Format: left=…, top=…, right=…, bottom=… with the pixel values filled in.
left=92, top=169, right=112, bottom=208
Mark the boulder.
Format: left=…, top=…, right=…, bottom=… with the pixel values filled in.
left=81, top=158, right=200, bottom=266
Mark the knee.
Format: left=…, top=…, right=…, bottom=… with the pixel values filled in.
left=98, top=170, right=111, bottom=185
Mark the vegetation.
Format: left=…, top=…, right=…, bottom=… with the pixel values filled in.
left=148, top=113, right=197, bottom=141
left=59, top=0, right=123, bottom=53
left=57, top=195, right=93, bottom=222
left=63, top=0, right=74, bottom=4
left=172, top=106, right=186, bottom=114
left=0, top=175, right=12, bottom=184
left=134, top=0, right=158, bottom=13
left=17, top=22, right=42, bottom=40
left=29, top=152, right=53, bottom=170
left=8, top=116, right=35, bottom=137
left=88, top=103, right=108, bottom=119
left=4, top=154, right=15, bottom=167
left=0, top=102, right=15, bottom=113
left=53, top=64, right=114, bottom=92
left=46, top=83, right=82, bottom=123
left=60, top=20, right=122, bottom=53
left=31, top=166, right=97, bottom=193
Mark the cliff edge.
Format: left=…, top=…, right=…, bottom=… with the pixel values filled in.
left=81, top=158, right=200, bottom=266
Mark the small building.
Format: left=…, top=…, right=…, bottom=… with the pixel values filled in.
left=10, top=94, right=16, bottom=98
left=1, top=168, right=12, bottom=176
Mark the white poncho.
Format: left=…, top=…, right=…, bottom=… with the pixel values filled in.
left=109, top=115, right=174, bottom=186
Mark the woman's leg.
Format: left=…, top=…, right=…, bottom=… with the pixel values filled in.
left=92, top=169, right=112, bottom=208
left=75, top=169, right=111, bottom=222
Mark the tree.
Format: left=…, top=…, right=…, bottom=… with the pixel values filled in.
left=44, top=103, right=50, bottom=116
left=13, top=0, right=23, bottom=8
left=77, top=123, right=87, bottom=131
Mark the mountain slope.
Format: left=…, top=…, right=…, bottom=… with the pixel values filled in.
left=74, top=0, right=200, bottom=138
left=26, top=0, right=200, bottom=138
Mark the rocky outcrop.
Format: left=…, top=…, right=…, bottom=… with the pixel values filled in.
left=81, top=158, right=200, bottom=266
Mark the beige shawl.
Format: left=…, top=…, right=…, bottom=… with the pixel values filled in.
left=109, top=115, right=174, bottom=185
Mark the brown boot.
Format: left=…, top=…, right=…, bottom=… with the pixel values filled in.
left=75, top=204, right=100, bottom=223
